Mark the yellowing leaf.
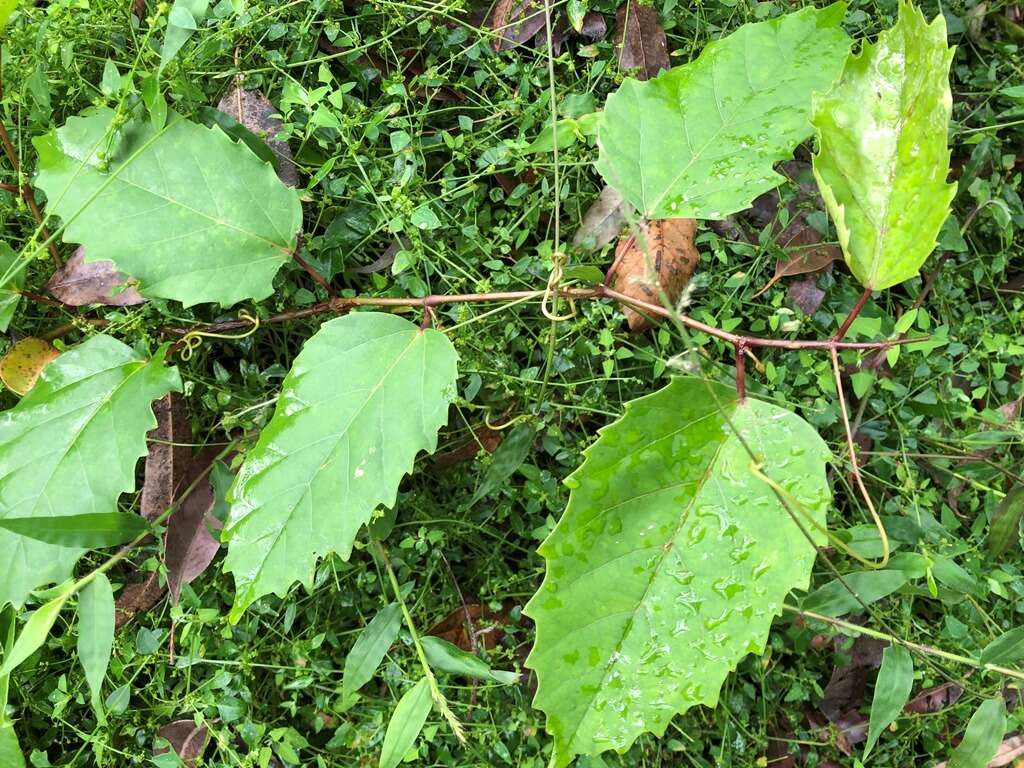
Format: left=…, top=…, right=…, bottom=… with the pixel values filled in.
left=0, top=338, right=59, bottom=396
left=811, top=1, right=956, bottom=290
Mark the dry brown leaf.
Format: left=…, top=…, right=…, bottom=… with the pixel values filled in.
left=165, top=448, right=221, bottom=605
left=426, top=602, right=511, bottom=652
left=155, top=720, right=209, bottom=768
left=490, top=0, right=546, bottom=51
left=46, top=247, right=145, bottom=307
left=0, top=337, right=59, bottom=395
left=615, top=0, right=670, bottom=80
left=142, top=393, right=193, bottom=522
left=115, top=572, right=163, bottom=630
left=580, top=11, right=608, bottom=41
left=905, top=680, right=964, bottom=714
left=432, top=426, right=504, bottom=471
left=787, top=274, right=827, bottom=316
left=217, top=85, right=299, bottom=188
left=572, top=185, right=628, bottom=251
left=820, top=635, right=886, bottom=722
left=607, top=218, right=700, bottom=332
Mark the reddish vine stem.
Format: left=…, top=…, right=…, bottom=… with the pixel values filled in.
left=291, top=237, right=336, bottom=298
left=0, top=85, right=62, bottom=268
left=832, top=286, right=873, bottom=341
left=157, top=284, right=924, bottom=354
left=734, top=340, right=747, bottom=402
left=0, top=181, right=17, bottom=195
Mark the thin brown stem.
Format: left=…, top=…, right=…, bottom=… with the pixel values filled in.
left=292, top=248, right=336, bottom=298
left=832, top=286, right=872, bottom=342
left=0, top=181, right=16, bottom=195
left=734, top=341, right=747, bottom=402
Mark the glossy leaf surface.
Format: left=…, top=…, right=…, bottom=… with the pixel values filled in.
left=224, top=313, right=458, bottom=620
left=342, top=603, right=403, bottom=697
left=525, top=377, right=831, bottom=765
left=0, top=335, right=180, bottom=608
left=34, top=109, right=301, bottom=306
left=811, top=0, right=955, bottom=290
left=597, top=4, right=850, bottom=219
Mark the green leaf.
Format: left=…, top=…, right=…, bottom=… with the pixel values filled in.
left=0, top=335, right=180, bottom=608
left=421, top=636, right=519, bottom=685
left=980, top=626, right=1024, bottom=666
left=989, top=486, right=1024, bottom=557
left=468, top=423, right=535, bottom=506
left=864, top=645, right=913, bottom=758
left=160, top=0, right=209, bottom=70
left=0, top=0, right=19, bottom=32
left=524, top=377, right=831, bottom=765
left=196, top=106, right=278, bottom=167
left=342, top=603, right=403, bottom=697
left=0, top=722, right=26, bottom=768
left=801, top=570, right=909, bottom=617
left=0, top=242, right=25, bottom=333
left=811, top=0, right=956, bottom=291
left=33, top=108, right=301, bottom=307
left=0, top=512, right=149, bottom=548
left=596, top=4, right=850, bottom=219
left=0, top=590, right=70, bottom=676
left=379, top=677, right=432, bottom=768
left=77, top=573, right=114, bottom=713
left=224, top=313, right=458, bottom=620
left=947, top=699, right=1007, bottom=768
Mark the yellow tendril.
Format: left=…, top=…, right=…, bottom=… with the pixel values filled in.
left=178, top=311, right=260, bottom=361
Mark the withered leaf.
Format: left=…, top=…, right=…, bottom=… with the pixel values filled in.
left=141, top=393, right=193, bottom=522
left=615, top=1, right=670, bottom=81
left=490, top=0, right=547, bottom=51
left=580, top=11, right=608, bottom=41
left=0, top=337, right=59, bottom=396
left=426, top=602, right=511, bottom=652
left=753, top=221, right=841, bottom=297
left=607, top=218, right=700, bottom=331
left=905, top=680, right=964, bottom=714
left=572, top=185, right=628, bottom=251
left=165, top=448, right=222, bottom=605
left=787, top=274, right=826, bottom=316
left=155, top=719, right=209, bottom=768
left=46, top=247, right=145, bottom=307
left=115, top=572, right=163, bottom=630
left=820, top=634, right=886, bottom=722
left=217, top=85, right=299, bottom=188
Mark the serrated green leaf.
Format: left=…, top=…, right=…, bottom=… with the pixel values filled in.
left=811, top=0, right=956, bottom=291
left=34, top=108, right=301, bottom=307
left=379, top=677, right=432, bottom=768
left=421, top=636, right=519, bottom=685
left=77, top=573, right=114, bottom=713
left=224, top=313, right=458, bottom=620
left=524, top=377, right=831, bottom=765
left=980, top=626, right=1024, bottom=666
left=0, top=590, right=70, bottom=676
left=864, top=645, right=913, bottom=758
left=0, top=335, right=180, bottom=608
left=0, top=242, right=25, bottom=333
left=989, top=486, right=1024, bottom=558
left=0, top=512, right=149, bottom=548
left=0, top=722, right=26, bottom=768
left=596, top=4, right=850, bottom=219
left=342, top=603, right=403, bottom=697
left=947, top=699, right=1006, bottom=768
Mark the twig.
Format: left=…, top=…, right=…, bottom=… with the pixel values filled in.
left=158, top=285, right=926, bottom=356
left=292, top=244, right=336, bottom=298
left=832, top=287, right=872, bottom=341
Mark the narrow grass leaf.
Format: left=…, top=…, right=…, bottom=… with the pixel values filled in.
left=421, top=636, right=519, bottom=684
left=802, top=570, right=909, bottom=617
left=342, top=603, right=403, bottom=697
left=0, top=512, right=149, bottom=548
left=77, top=573, right=114, bottom=713
left=0, top=591, right=70, bottom=676
left=980, top=626, right=1024, bottom=666
left=864, top=645, right=913, bottom=757
left=379, top=677, right=432, bottom=768
left=989, top=486, right=1024, bottom=557
left=947, top=699, right=1007, bottom=768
